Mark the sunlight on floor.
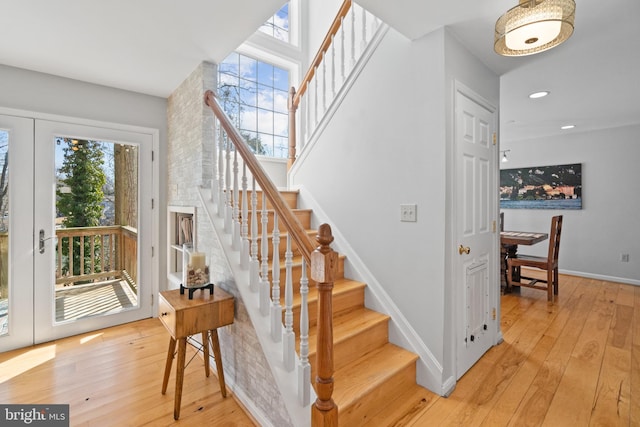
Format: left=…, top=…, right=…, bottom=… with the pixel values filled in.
left=0, top=344, right=57, bottom=383
left=79, top=333, right=103, bottom=345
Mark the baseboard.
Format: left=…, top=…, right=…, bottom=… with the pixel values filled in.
left=558, top=269, right=640, bottom=286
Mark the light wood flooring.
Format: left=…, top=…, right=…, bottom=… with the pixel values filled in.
left=1, top=272, right=638, bottom=426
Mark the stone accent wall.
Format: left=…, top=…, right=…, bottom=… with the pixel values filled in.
left=166, top=61, right=292, bottom=426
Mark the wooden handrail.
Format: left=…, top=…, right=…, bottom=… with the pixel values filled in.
left=204, top=90, right=315, bottom=263
left=292, top=0, right=352, bottom=109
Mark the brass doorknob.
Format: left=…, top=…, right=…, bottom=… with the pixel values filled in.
left=458, top=245, right=471, bottom=255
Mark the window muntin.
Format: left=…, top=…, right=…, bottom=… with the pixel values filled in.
left=258, top=3, right=289, bottom=42
left=218, top=52, right=289, bottom=158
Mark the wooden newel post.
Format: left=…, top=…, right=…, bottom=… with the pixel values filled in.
left=310, top=224, right=338, bottom=427
left=287, top=86, right=297, bottom=171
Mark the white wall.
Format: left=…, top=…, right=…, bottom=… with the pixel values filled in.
left=500, top=124, right=640, bottom=285
left=290, top=25, right=499, bottom=391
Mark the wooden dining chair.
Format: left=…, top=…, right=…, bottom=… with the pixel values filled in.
left=507, top=215, right=563, bottom=301
left=499, top=212, right=516, bottom=286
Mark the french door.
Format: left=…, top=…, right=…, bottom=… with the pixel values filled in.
left=0, top=115, right=155, bottom=352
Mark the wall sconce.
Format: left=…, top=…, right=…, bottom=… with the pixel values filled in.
left=501, top=150, right=511, bottom=162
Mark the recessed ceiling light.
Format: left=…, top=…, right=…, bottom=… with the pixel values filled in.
left=529, top=91, right=550, bottom=99
left=561, top=124, right=575, bottom=130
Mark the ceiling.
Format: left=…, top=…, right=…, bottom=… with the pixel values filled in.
left=360, top=0, right=640, bottom=142
left=1, top=0, right=638, bottom=143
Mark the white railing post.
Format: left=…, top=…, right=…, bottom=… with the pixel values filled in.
left=240, top=162, right=249, bottom=269
left=232, top=148, right=240, bottom=250
left=217, top=124, right=225, bottom=217
left=270, top=215, right=282, bottom=342
left=211, top=118, right=218, bottom=204
left=259, top=192, right=270, bottom=316
left=297, top=261, right=311, bottom=406
left=224, top=136, right=232, bottom=233
left=330, top=37, right=336, bottom=100
left=250, top=179, right=260, bottom=292
left=321, top=53, right=327, bottom=115
left=283, top=234, right=295, bottom=371
left=350, top=7, right=356, bottom=68
left=340, top=16, right=346, bottom=85
left=360, top=6, right=367, bottom=52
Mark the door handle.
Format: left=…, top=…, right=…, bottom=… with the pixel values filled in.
left=458, top=244, right=471, bottom=255
left=39, top=229, right=55, bottom=254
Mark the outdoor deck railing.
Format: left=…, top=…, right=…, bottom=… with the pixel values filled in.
left=55, top=225, right=137, bottom=286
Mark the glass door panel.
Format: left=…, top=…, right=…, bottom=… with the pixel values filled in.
left=0, top=115, right=35, bottom=352
left=34, top=120, right=152, bottom=344
left=53, top=138, right=140, bottom=322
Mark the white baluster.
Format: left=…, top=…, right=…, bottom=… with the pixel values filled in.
left=340, top=16, right=346, bottom=85
left=217, top=125, right=225, bottom=217
left=260, top=192, right=270, bottom=316
left=232, top=147, right=240, bottom=250
left=303, top=92, right=310, bottom=144
left=298, top=261, right=310, bottom=406
left=270, top=215, right=282, bottom=342
left=330, top=35, right=336, bottom=100
left=240, top=162, right=249, bottom=269
left=283, top=234, right=295, bottom=371
left=350, top=7, right=356, bottom=68
left=360, top=6, right=368, bottom=52
left=224, top=136, right=232, bottom=233
left=313, top=68, right=319, bottom=130
left=211, top=119, right=218, bottom=204
left=321, top=52, right=327, bottom=115
left=250, top=179, right=260, bottom=292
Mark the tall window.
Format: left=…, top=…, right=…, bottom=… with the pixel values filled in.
left=218, top=52, right=289, bottom=158
left=259, top=3, right=289, bottom=42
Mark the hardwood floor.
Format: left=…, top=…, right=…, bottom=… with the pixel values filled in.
left=401, top=271, right=639, bottom=426
left=0, top=318, right=256, bottom=426
left=1, top=272, right=637, bottom=426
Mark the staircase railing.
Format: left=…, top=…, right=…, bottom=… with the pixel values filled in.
left=204, top=90, right=338, bottom=426
left=288, top=0, right=383, bottom=168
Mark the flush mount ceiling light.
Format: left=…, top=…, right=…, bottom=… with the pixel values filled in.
left=495, top=0, right=576, bottom=57
left=529, top=91, right=550, bottom=99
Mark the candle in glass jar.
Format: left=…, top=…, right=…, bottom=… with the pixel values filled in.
left=190, top=252, right=206, bottom=270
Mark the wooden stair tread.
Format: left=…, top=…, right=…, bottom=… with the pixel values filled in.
left=332, top=343, right=419, bottom=411
left=306, top=307, right=389, bottom=355
left=363, top=383, right=438, bottom=425
left=289, top=278, right=365, bottom=307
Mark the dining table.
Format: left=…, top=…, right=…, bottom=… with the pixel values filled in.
left=500, top=230, right=549, bottom=292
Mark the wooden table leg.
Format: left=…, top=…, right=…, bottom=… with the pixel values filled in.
left=209, top=329, right=226, bottom=397
left=202, top=331, right=210, bottom=378
left=161, top=337, right=176, bottom=394
left=174, top=337, right=187, bottom=420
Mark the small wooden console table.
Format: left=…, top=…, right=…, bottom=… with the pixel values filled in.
left=158, top=287, right=234, bottom=420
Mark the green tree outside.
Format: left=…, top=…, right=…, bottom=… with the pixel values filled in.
left=56, top=138, right=107, bottom=277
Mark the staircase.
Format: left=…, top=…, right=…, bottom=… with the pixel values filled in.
left=250, top=189, right=435, bottom=426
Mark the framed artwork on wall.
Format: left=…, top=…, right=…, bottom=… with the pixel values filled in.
left=500, top=163, right=582, bottom=210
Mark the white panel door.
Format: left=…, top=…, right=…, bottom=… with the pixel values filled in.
left=454, top=87, right=498, bottom=379
left=0, top=115, right=35, bottom=352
